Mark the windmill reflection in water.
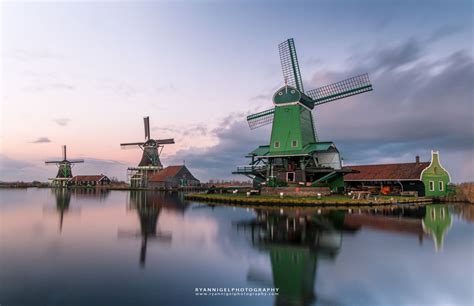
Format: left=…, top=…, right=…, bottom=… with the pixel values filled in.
left=118, top=191, right=175, bottom=267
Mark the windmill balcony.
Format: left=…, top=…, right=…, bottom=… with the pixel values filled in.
left=234, top=165, right=267, bottom=174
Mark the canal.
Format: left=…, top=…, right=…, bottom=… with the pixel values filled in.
left=1, top=188, right=473, bottom=306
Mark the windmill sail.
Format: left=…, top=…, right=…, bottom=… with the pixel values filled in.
left=155, top=138, right=175, bottom=145
left=121, top=142, right=146, bottom=147
left=279, top=38, right=304, bottom=93
left=247, top=108, right=275, bottom=129
left=307, top=74, right=372, bottom=106
left=144, top=117, right=150, bottom=140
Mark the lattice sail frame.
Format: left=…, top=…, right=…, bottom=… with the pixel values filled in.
left=306, top=73, right=372, bottom=106
left=247, top=108, right=275, bottom=130
left=279, top=39, right=304, bottom=92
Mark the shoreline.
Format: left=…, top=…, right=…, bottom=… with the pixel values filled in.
left=184, top=193, right=434, bottom=207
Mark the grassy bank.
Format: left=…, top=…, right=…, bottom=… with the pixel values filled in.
left=185, top=193, right=433, bottom=206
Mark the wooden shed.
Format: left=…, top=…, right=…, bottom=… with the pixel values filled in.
left=344, top=151, right=451, bottom=197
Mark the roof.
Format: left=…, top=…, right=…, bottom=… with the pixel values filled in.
left=344, top=162, right=430, bottom=181
left=148, top=165, right=198, bottom=182
left=248, top=142, right=336, bottom=157
left=70, top=175, right=108, bottom=182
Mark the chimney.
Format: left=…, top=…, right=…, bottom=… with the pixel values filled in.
left=415, top=156, right=420, bottom=165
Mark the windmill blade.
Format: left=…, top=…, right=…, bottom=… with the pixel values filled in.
left=306, top=73, right=372, bottom=106
left=69, top=159, right=84, bottom=163
left=155, top=138, right=175, bottom=145
left=279, top=38, right=304, bottom=92
left=144, top=116, right=150, bottom=140
left=120, top=142, right=145, bottom=148
left=247, top=108, right=275, bottom=129
left=62, top=145, right=67, bottom=160
left=45, top=160, right=64, bottom=164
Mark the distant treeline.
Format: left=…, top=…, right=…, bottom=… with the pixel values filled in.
left=0, top=181, right=49, bottom=188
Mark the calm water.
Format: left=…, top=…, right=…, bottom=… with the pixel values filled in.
left=0, top=189, right=473, bottom=306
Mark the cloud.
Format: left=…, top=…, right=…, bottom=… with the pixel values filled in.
left=153, top=124, right=209, bottom=137
left=23, top=82, right=75, bottom=92
left=30, top=137, right=51, bottom=143
left=54, top=118, right=70, bottom=126
left=425, top=24, right=463, bottom=44
left=250, top=94, right=271, bottom=101
left=5, top=48, right=64, bottom=62
left=163, top=112, right=270, bottom=181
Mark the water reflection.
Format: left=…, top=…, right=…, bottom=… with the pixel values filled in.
left=50, top=188, right=71, bottom=232
left=236, top=209, right=344, bottom=306
left=235, top=204, right=457, bottom=306
left=1, top=189, right=471, bottom=306
left=118, top=191, right=191, bottom=267
left=422, top=205, right=452, bottom=251
left=48, top=188, right=111, bottom=232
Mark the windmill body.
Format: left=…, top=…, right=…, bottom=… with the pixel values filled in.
left=234, top=38, right=373, bottom=190
left=121, top=116, right=175, bottom=188
left=45, top=145, right=84, bottom=187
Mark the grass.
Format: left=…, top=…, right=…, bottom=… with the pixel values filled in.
left=185, top=193, right=432, bottom=206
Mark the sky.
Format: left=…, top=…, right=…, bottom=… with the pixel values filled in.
left=1, top=0, right=473, bottom=182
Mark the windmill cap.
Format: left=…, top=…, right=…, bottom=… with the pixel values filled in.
left=273, top=85, right=301, bottom=104
left=272, top=86, right=314, bottom=109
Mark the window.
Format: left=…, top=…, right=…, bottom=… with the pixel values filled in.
left=439, top=181, right=444, bottom=191
left=291, top=140, right=298, bottom=147
left=429, top=181, right=435, bottom=191
left=274, top=141, right=280, bottom=148
left=431, top=208, right=436, bottom=220
left=287, top=172, right=295, bottom=182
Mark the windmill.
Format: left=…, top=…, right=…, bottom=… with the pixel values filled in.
left=121, top=116, right=175, bottom=187
left=45, top=145, right=84, bottom=187
left=234, top=38, right=373, bottom=190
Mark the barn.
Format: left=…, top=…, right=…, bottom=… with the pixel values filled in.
left=148, top=165, right=200, bottom=189
left=344, top=151, right=451, bottom=197
left=69, top=174, right=111, bottom=187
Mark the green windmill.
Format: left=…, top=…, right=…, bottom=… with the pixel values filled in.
left=45, top=145, right=84, bottom=187
left=234, top=38, right=373, bottom=190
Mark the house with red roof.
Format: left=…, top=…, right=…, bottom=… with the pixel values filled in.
left=344, top=151, right=451, bottom=197
left=69, top=174, right=111, bottom=187
left=147, top=165, right=200, bottom=189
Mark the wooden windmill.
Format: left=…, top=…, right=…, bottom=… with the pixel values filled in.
left=234, top=38, right=373, bottom=190
left=121, top=116, right=174, bottom=187
left=45, top=145, right=84, bottom=187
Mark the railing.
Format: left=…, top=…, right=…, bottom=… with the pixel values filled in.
left=234, top=165, right=267, bottom=173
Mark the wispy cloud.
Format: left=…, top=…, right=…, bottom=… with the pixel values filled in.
left=425, top=24, right=463, bottom=44
left=30, top=137, right=51, bottom=144
left=54, top=118, right=70, bottom=126
left=4, top=48, right=64, bottom=62
left=23, top=82, right=75, bottom=92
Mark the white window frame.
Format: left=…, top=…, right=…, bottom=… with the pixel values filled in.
left=286, top=172, right=295, bottom=182
left=291, top=140, right=298, bottom=148
left=274, top=141, right=280, bottom=148
left=439, top=181, right=444, bottom=191
left=429, top=180, right=435, bottom=191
